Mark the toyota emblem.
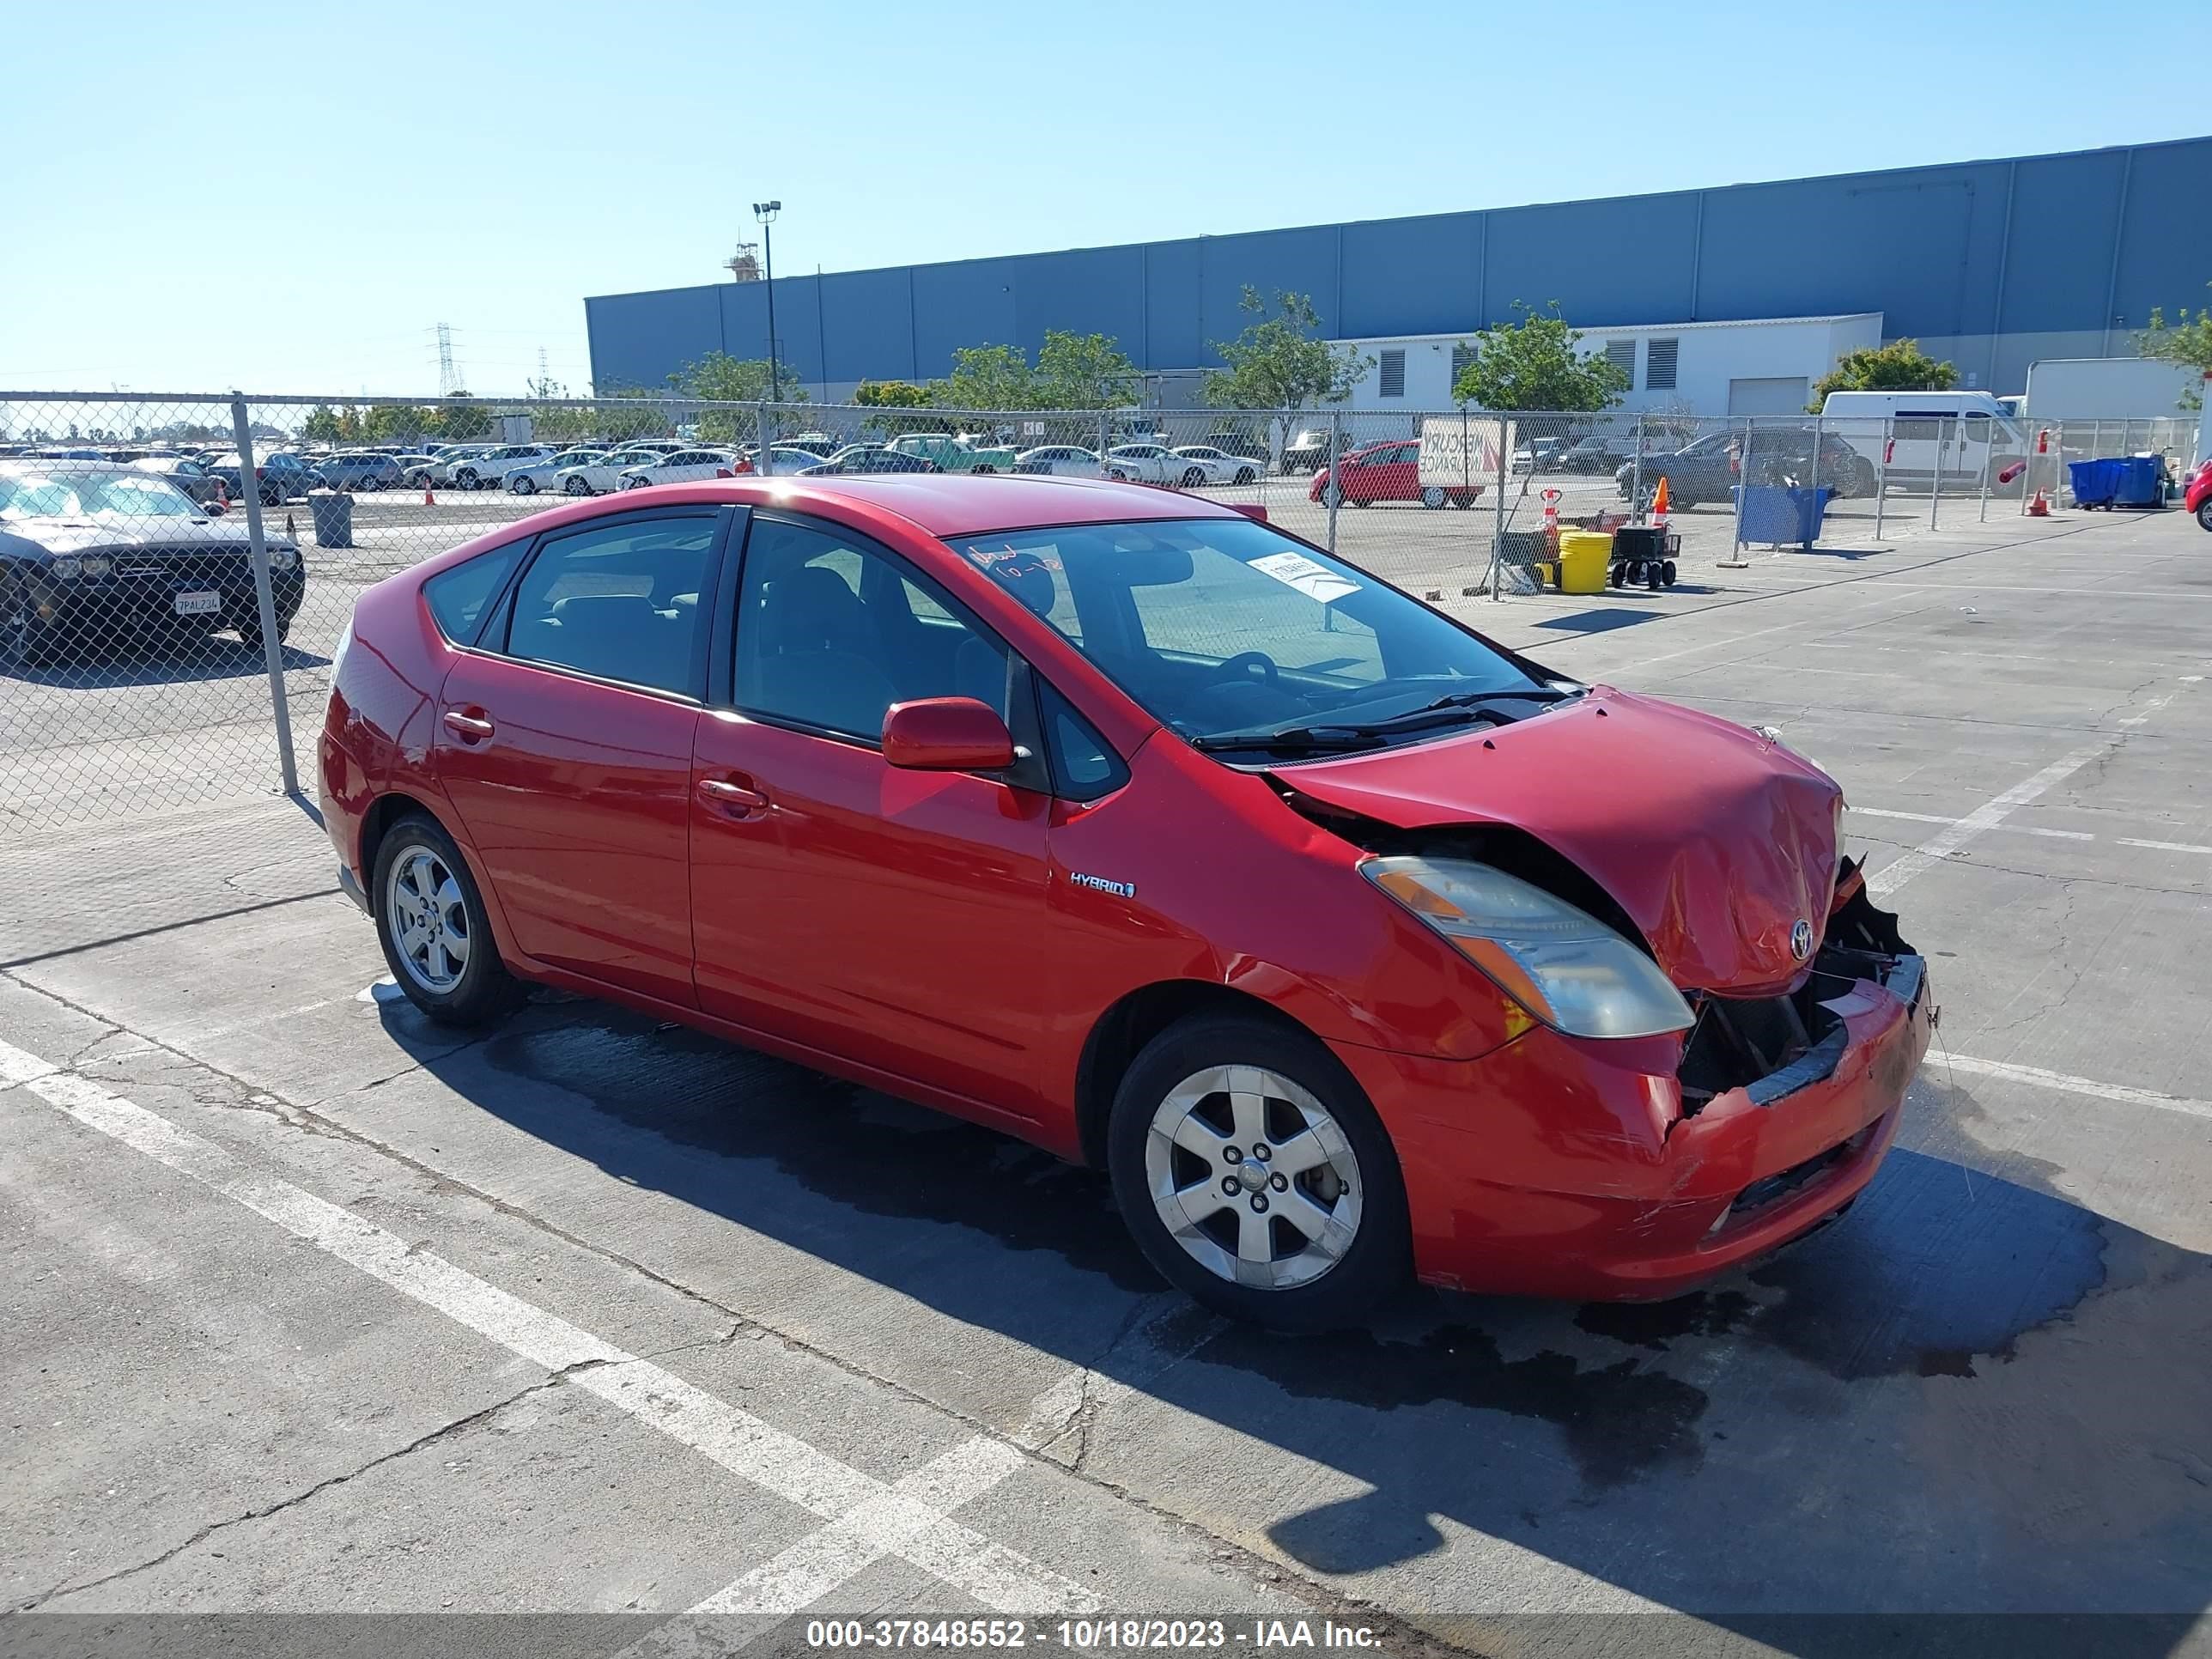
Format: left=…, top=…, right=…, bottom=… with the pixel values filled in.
left=1790, top=919, right=1815, bottom=962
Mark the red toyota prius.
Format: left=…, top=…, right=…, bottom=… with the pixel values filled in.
left=319, top=475, right=1931, bottom=1328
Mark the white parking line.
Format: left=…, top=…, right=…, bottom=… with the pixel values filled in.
left=1940, top=1054, right=2212, bottom=1124
left=1865, top=745, right=2110, bottom=896
left=1850, top=807, right=2093, bottom=842
left=1865, top=681, right=2196, bottom=897
left=0, top=1037, right=1096, bottom=1619
left=2117, top=836, right=2212, bottom=857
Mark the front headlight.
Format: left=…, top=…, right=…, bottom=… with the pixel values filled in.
left=268, top=545, right=300, bottom=570
left=52, top=555, right=112, bottom=580
left=1363, top=855, right=1693, bottom=1040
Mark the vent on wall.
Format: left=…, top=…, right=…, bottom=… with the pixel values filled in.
left=1379, top=349, right=1406, bottom=398
left=1603, top=339, right=1638, bottom=386
left=1645, top=337, right=1679, bottom=391
left=1450, top=343, right=1476, bottom=384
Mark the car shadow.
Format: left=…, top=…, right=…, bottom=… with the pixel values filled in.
left=379, top=995, right=2212, bottom=1652
left=1, top=634, right=329, bottom=689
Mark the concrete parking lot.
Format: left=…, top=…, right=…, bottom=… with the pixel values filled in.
left=3, top=503, right=2209, bottom=1656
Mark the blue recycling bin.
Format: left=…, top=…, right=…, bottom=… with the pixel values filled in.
left=2069, top=456, right=2163, bottom=508
left=1734, top=484, right=1834, bottom=547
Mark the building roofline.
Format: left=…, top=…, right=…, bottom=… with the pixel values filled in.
left=584, top=137, right=2208, bottom=304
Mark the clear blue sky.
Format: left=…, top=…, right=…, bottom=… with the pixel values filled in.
left=5, top=0, right=2205, bottom=397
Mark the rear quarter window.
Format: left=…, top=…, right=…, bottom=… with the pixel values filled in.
left=422, top=544, right=525, bottom=645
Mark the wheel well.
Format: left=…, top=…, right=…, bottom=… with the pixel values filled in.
left=1073, top=981, right=1315, bottom=1168
left=356, top=791, right=445, bottom=914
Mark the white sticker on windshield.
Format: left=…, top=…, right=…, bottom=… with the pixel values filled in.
left=1250, top=550, right=1359, bottom=605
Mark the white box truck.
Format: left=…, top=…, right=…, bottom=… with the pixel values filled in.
left=2019, top=358, right=2201, bottom=420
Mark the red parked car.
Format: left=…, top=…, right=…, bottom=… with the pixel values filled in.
left=2185, top=457, right=2212, bottom=530
left=1309, top=440, right=1482, bottom=509
left=320, top=474, right=1930, bottom=1328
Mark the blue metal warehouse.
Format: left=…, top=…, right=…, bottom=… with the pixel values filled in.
left=585, top=137, right=2212, bottom=407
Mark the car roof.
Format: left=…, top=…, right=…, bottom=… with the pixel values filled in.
left=0, top=458, right=135, bottom=476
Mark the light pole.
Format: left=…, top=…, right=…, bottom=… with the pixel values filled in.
left=752, top=200, right=781, bottom=406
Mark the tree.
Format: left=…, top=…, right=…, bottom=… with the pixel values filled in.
left=2136, top=284, right=2212, bottom=410
left=671, top=352, right=807, bottom=406
left=1202, top=289, right=1370, bottom=416
left=854, top=380, right=932, bottom=408
left=1808, top=337, right=1959, bottom=408
left=1451, top=302, right=1628, bottom=411
left=1034, top=331, right=1139, bottom=410
left=430, top=395, right=493, bottom=441
left=301, top=404, right=343, bottom=442
left=362, top=404, right=425, bottom=444
left=933, top=343, right=1040, bottom=411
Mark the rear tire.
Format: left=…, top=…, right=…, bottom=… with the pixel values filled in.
left=1181, top=466, right=1206, bottom=488
left=512, top=474, right=537, bottom=495
left=371, top=812, right=526, bottom=1027
left=564, top=475, right=592, bottom=496
left=2197, top=500, right=2212, bottom=532
left=1234, top=466, right=1257, bottom=484
left=1108, top=1014, right=1409, bottom=1331
left=1419, top=486, right=1447, bottom=510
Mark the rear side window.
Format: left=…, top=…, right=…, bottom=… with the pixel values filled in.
left=504, top=514, right=718, bottom=696
left=422, top=544, right=525, bottom=645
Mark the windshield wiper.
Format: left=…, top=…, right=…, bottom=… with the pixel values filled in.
left=1188, top=726, right=1388, bottom=755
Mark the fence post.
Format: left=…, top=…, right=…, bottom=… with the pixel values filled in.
left=1491, top=410, right=1509, bottom=593
left=1733, top=417, right=1753, bottom=557
left=1929, top=417, right=1945, bottom=531
left=1325, top=408, right=1341, bottom=555
left=1630, top=414, right=1644, bottom=525
left=1875, top=416, right=1890, bottom=540
left=1099, top=408, right=1110, bottom=470
left=1808, top=414, right=1822, bottom=501
left=1990, top=416, right=2008, bottom=520
left=228, top=393, right=298, bottom=799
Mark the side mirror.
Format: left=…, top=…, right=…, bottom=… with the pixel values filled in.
left=882, top=696, right=1016, bottom=772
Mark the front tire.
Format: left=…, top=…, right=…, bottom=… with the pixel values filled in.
left=1181, top=466, right=1206, bottom=489
left=372, top=812, right=526, bottom=1027
left=564, top=475, right=592, bottom=496
left=1234, top=466, right=1257, bottom=484
left=455, top=469, right=480, bottom=490
left=511, top=474, right=537, bottom=495
left=1107, top=1014, right=1409, bottom=1330
left=237, top=611, right=291, bottom=649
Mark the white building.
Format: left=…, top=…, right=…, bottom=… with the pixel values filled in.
left=1334, top=313, right=1885, bottom=417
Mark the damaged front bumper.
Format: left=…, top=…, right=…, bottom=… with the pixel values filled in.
left=1336, top=872, right=1935, bottom=1302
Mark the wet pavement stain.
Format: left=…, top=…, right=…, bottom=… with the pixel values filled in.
left=1188, top=1320, right=1709, bottom=1492
left=1574, top=1289, right=1759, bottom=1350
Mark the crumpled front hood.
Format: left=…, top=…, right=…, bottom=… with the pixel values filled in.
left=1280, top=687, right=1843, bottom=994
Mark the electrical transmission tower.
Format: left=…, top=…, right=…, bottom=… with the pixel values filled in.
left=435, top=324, right=464, bottom=397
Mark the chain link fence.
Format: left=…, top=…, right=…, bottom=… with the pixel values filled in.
left=3, top=390, right=2200, bottom=828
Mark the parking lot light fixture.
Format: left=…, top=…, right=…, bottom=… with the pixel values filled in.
left=753, top=201, right=782, bottom=410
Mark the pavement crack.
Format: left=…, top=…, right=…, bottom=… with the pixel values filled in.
left=6, top=1364, right=597, bottom=1614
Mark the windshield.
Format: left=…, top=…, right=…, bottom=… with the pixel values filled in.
left=0, top=470, right=204, bottom=522
left=945, top=517, right=1551, bottom=756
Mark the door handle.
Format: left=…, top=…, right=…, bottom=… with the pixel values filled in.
left=441, top=708, right=495, bottom=741
left=697, top=776, right=769, bottom=812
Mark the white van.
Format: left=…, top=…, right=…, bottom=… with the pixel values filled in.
left=1819, top=390, right=2028, bottom=491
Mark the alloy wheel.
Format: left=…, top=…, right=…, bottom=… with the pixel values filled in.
left=386, top=846, right=471, bottom=994
left=1145, top=1064, right=1362, bottom=1291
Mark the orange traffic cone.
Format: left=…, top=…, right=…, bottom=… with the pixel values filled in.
left=1540, top=487, right=1560, bottom=547
left=424, top=485, right=436, bottom=506
left=1651, top=475, right=1670, bottom=528
left=2027, top=488, right=2050, bottom=517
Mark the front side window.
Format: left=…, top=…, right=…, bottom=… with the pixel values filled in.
left=946, top=517, right=1547, bottom=757
left=503, top=514, right=716, bottom=695
left=734, top=517, right=1007, bottom=743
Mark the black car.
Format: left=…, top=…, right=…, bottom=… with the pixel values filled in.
left=799, top=445, right=939, bottom=476
left=0, top=461, right=306, bottom=665
left=1556, top=432, right=1638, bottom=473
left=129, top=454, right=230, bottom=506
left=1616, top=427, right=1878, bottom=506
left=204, top=451, right=326, bottom=507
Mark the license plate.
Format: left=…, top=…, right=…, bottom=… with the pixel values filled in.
left=173, top=590, right=222, bottom=616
